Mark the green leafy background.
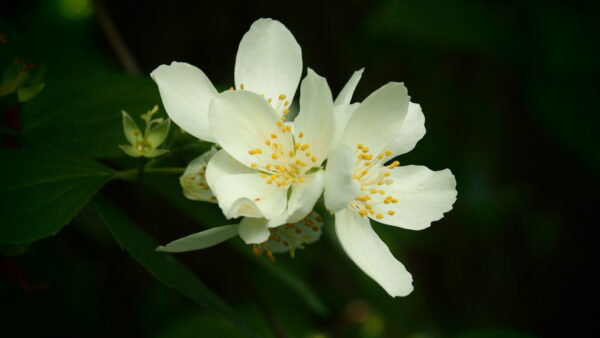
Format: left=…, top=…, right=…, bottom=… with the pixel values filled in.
left=1, top=0, right=597, bottom=337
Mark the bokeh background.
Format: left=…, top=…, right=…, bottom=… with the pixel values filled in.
left=1, top=0, right=598, bottom=337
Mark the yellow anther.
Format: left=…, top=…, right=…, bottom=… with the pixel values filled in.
left=362, top=147, right=369, bottom=153
left=384, top=172, right=391, bottom=177
left=255, top=148, right=263, bottom=154
left=384, top=200, right=390, bottom=204
left=299, top=177, right=305, bottom=183
left=289, top=151, right=294, bottom=157
left=311, top=156, right=317, bottom=163
left=240, top=83, right=245, bottom=90
left=268, top=98, right=272, bottom=103
left=357, top=196, right=369, bottom=202
left=265, top=140, right=271, bottom=146
left=376, top=213, right=384, bottom=219
left=391, top=197, right=398, bottom=203
left=361, top=170, right=369, bottom=176
left=359, top=210, right=368, bottom=217
left=364, top=162, right=372, bottom=166
left=285, top=175, right=291, bottom=180
left=280, top=180, right=288, bottom=186
left=133, top=130, right=141, bottom=136
left=379, top=190, right=385, bottom=195
left=357, top=144, right=364, bottom=149
left=272, top=153, right=278, bottom=160
left=261, top=173, right=268, bottom=178
left=377, top=181, right=384, bottom=186
left=278, top=94, right=286, bottom=100
left=289, top=168, right=296, bottom=174
left=273, top=143, right=279, bottom=149
left=365, top=204, right=373, bottom=210
left=277, top=121, right=283, bottom=127
left=301, top=144, right=309, bottom=151
left=369, top=209, right=375, bottom=215
left=388, top=210, right=396, bottom=216
left=385, top=150, right=392, bottom=156
left=267, top=180, right=273, bottom=184
left=251, top=163, right=258, bottom=168
left=292, top=178, right=297, bottom=183
left=229, top=87, right=234, bottom=91
left=284, top=100, right=289, bottom=106
left=370, top=189, right=378, bottom=194
left=298, top=131, right=304, bottom=138
left=266, top=163, right=272, bottom=169
left=305, top=151, right=311, bottom=156
left=285, top=125, right=292, bottom=132
left=364, top=154, right=373, bottom=160
left=283, top=108, right=289, bottom=115
left=377, top=154, right=384, bottom=159
left=295, top=159, right=306, bottom=166
left=248, top=150, right=256, bottom=155
left=270, top=134, right=277, bottom=139
left=295, top=143, right=301, bottom=150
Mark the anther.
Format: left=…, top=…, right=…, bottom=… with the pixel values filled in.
left=270, top=134, right=277, bottom=139
left=298, top=132, right=304, bottom=138
left=376, top=213, right=384, bottom=219
left=251, top=163, right=258, bottom=168
left=388, top=210, right=396, bottom=216
left=279, top=94, right=286, bottom=100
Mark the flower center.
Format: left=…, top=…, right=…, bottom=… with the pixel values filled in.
left=349, top=144, right=400, bottom=219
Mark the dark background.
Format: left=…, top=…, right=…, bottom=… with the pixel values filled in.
left=1, top=0, right=598, bottom=337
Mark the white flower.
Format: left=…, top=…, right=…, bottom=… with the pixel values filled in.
left=150, top=18, right=302, bottom=143
left=156, top=211, right=324, bottom=260
left=323, top=75, right=457, bottom=297
left=119, top=105, right=170, bottom=158
left=179, top=147, right=218, bottom=202
left=205, top=69, right=334, bottom=238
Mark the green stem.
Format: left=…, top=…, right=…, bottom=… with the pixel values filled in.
left=115, top=167, right=185, bottom=181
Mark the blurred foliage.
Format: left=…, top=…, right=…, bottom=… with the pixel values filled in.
left=1, top=0, right=598, bottom=337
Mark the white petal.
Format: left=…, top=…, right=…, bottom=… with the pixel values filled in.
left=332, top=103, right=359, bottom=146
left=293, top=69, right=334, bottom=167
left=386, top=102, right=426, bottom=157
left=268, top=211, right=323, bottom=253
left=341, top=82, right=410, bottom=156
left=324, top=145, right=361, bottom=213
left=209, top=90, right=292, bottom=169
left=180, top=147, right=218, bottom=202
left=205, top=149, right=254, bottom=192
left=234, top=18, right=302, bottom=105
left=212, top=173, right=287, bottom=220
left=280, top=170, right=325, bottom=224
left=156, top=224, right=239, bottom=253
left=238, top=217, right=270, bottom=244
left=335, top=208, right=413, bottom=297
left=334, top=68, right=364, bottom=106
left=370, top=166, right=457, bottom=230
left=151, top=62, right=217, bottom=142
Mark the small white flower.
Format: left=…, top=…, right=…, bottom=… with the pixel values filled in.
left=150, top=18, right=302, bottom=143
left=156, top=211, right=324, bottom=260
left=204, top=69, right=334, bottom=236
left=323, top=74, right=457, bottom=297
left=179, top=147, right=218, bottom=202
left=119, top=105, right=170, bottom=158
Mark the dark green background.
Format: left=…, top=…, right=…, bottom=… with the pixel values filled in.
left=1, top=0, right=597, bottom=337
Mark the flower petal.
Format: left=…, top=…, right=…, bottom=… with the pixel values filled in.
left=156, top=224, right=239, bottom=253
left=238, top=217, right=270, bottom=244
left=324, top=145, right=361, bottom=213
left=121, top=110, right=140, bottom=145
left=335, top=207, right=413, bottom=297
left=180, top=147, right=218, bottom=202
left=334, top=68, right=364, bottom=106
left=268, top=211, right=323, bottom=254
left=332, top=103, right=359, bottom=146
left=151, top=62, right=218, bottom=142
left=293, top=69, right=334, bottom=167
left=205, top=149, right=254, bottom=192
left=209, top=90, right=292, bottom=169
left=234, top=18, right=302, bottom=105
left=370, top=166, right=457, bottom=230
left=341, top=82, right=410, bottom=156
left=285, top=170, right=325, bottom=224
left=212, top=173, right=287, bottom=219
left=386, top=102, right=426, bottom=157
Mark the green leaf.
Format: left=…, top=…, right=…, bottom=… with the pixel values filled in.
left=145, top=176, right=328, bottom=317
left=17, top=82, right=45, bottom=102
left=21, top=72, right=162, bottom=158
left=92, top=196, right=259, bottom=337
left=0, top=150, right=115, bottom=243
